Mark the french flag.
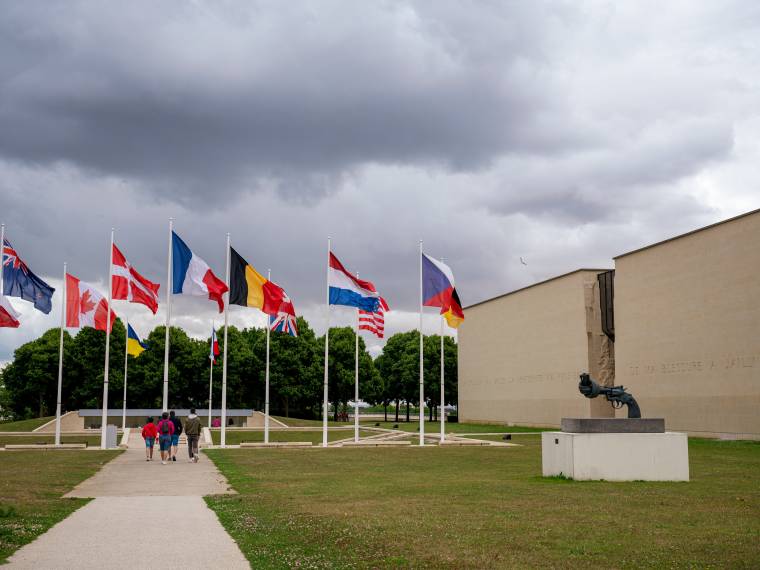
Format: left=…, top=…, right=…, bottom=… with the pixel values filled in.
left=328, top=252, right=380, bottom=312
left=172, top=232, right=229, bottom=313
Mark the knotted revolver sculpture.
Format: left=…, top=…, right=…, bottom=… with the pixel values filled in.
left=578, top=373, right=641, bottom=418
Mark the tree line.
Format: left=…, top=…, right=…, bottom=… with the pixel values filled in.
left=0, top=317, right=457, bottom=422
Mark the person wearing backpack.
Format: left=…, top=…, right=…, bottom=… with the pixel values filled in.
left=184, top=408, right=202, bottom=463
left=156, top=412, right=175, bottom=465
left=169, top=410, right=183, bottom=462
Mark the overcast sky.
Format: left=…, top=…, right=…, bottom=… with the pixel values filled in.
left=1, top=1, right=759, bottom=362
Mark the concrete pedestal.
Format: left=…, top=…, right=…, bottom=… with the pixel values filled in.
left=541, top=431, right=689, bottom=481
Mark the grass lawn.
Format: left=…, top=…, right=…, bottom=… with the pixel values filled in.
left=0, top=450, right=120, bottom=563
left=360, top=420, right=554, bottom=434
left=0, top=435, right=103, bottom=448
left=210, top=429, right=374, bottom=446
left=205, top=438, right=760, bottom=569
left=0, top=416, right=54, bottom=432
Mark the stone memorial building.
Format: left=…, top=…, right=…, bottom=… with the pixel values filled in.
left=458, top=208, right=760, bottom=439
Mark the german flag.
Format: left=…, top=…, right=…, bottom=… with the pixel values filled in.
left=229, top=247, right=285, bottom=316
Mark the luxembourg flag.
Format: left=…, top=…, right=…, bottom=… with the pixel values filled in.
left=172, top=232, right=228, bottom=313
left=328, top=252, right=380, bottom=312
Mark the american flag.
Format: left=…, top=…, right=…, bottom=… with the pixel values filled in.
left=358, top=297, right=389, bottom=339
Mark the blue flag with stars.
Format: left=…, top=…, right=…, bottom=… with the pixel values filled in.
left=2, top=238, right=55, bottom=314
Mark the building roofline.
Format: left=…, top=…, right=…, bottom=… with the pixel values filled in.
left=464, top=268, right=612, bottom=310
left=614, top=207, right=760, bottom=260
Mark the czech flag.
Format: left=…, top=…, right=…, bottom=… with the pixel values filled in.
left=328, top=252, right=380, bottom=312
left=127, top=324, right=147, bottom=356
left=172, top=232, right=228, bottom=313
left=0, top=294, right=20, bottom=328
left=422, top=253, right=464, bottom=329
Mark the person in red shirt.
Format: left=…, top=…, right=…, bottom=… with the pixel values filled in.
left=141, top=416, right=158, bottom=461
left=156, top=412, right=175, bottom=465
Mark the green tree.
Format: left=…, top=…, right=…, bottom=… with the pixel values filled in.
left=375, top=330, right=458, bottom=422
left=1, top=328, right=74, bottom=419
left=255, top=317, right=321, bottom=418
left=423, top=334, right=458, bottom=420
left=376, top=331, right=419, bottom=422
left=317, top=327, right=375, bottom=421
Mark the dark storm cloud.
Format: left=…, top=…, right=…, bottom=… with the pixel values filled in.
left=0, top=1, right=587, bottom=202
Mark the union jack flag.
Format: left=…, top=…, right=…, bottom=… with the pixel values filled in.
left=2, top=238, right=55, bottom=314
left=269, top=295, right=298, bottom=337
left=2, top=240, right=28, bottom=273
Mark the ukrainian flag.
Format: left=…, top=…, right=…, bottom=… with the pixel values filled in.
left=127, top=324, right=147, bottom=356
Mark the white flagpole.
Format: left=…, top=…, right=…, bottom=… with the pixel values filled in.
left=122, top=316, right=129, bottom=430
left=354, top=273, right=360, bottom=443
left=162, top=217, right=173, bottom=412
left=419, top=240, right=425, bottom=446
left=265, top=268, right=272, bottom=444
left=440, top=314, right=445, bottom=443
left=208, top=325, right=214, bottom=429
left=221, top=233, right=231, bottom=447
left=0, top=224, right=5, bottom=299
left=100, top=228, right=114, bottom=449
left=55, top=262, right=66, bottom=447
left=322, top=236, right=331, bottom=448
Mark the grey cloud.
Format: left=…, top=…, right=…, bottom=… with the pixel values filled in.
left=0, top=2, right=590, bottom=202
left=1, top=1, right=759, bottom=361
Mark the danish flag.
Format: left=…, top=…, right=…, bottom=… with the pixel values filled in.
left=358, top=297, right=389, bottom=339
left=112, top=244, right=160, bottom=314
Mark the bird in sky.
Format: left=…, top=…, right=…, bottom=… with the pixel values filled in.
left=520, top=257, right=528, bottom=266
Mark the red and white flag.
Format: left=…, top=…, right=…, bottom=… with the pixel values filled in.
left=358, top=297, right=389, bottom=339
left=112, top=244, right=160, bottom=314
left=0, top=294, right=20, bottom=328
left=66, top=273, right=116, bottom=332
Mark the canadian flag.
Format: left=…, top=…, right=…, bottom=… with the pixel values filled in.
left=66, top=273, right=116, bottom=332
left=111, top=244, right=160, bottom=314
left=0, top=294, right=20, bottom=328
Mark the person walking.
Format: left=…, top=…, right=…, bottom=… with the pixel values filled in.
left=169, top=410, right=183, bottom=462
left=141, top=416, right=158, bottom=461
left=184, top=408, right=202, bottom=463
left=156, top=412, right=175, bottom=465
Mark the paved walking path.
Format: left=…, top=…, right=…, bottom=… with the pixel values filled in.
left=7, top=432, right=250, bottom=569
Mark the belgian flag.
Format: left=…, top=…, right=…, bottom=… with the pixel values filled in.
left=229, top=247, right=286, bottom=316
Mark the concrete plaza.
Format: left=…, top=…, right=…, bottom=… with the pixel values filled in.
left=6, top=432, right=249, bottom=569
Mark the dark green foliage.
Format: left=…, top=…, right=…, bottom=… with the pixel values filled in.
left=0, top=317, right=458, bottom=422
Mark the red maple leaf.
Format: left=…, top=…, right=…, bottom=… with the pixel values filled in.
left=80, top=290, right=96, bottom=315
